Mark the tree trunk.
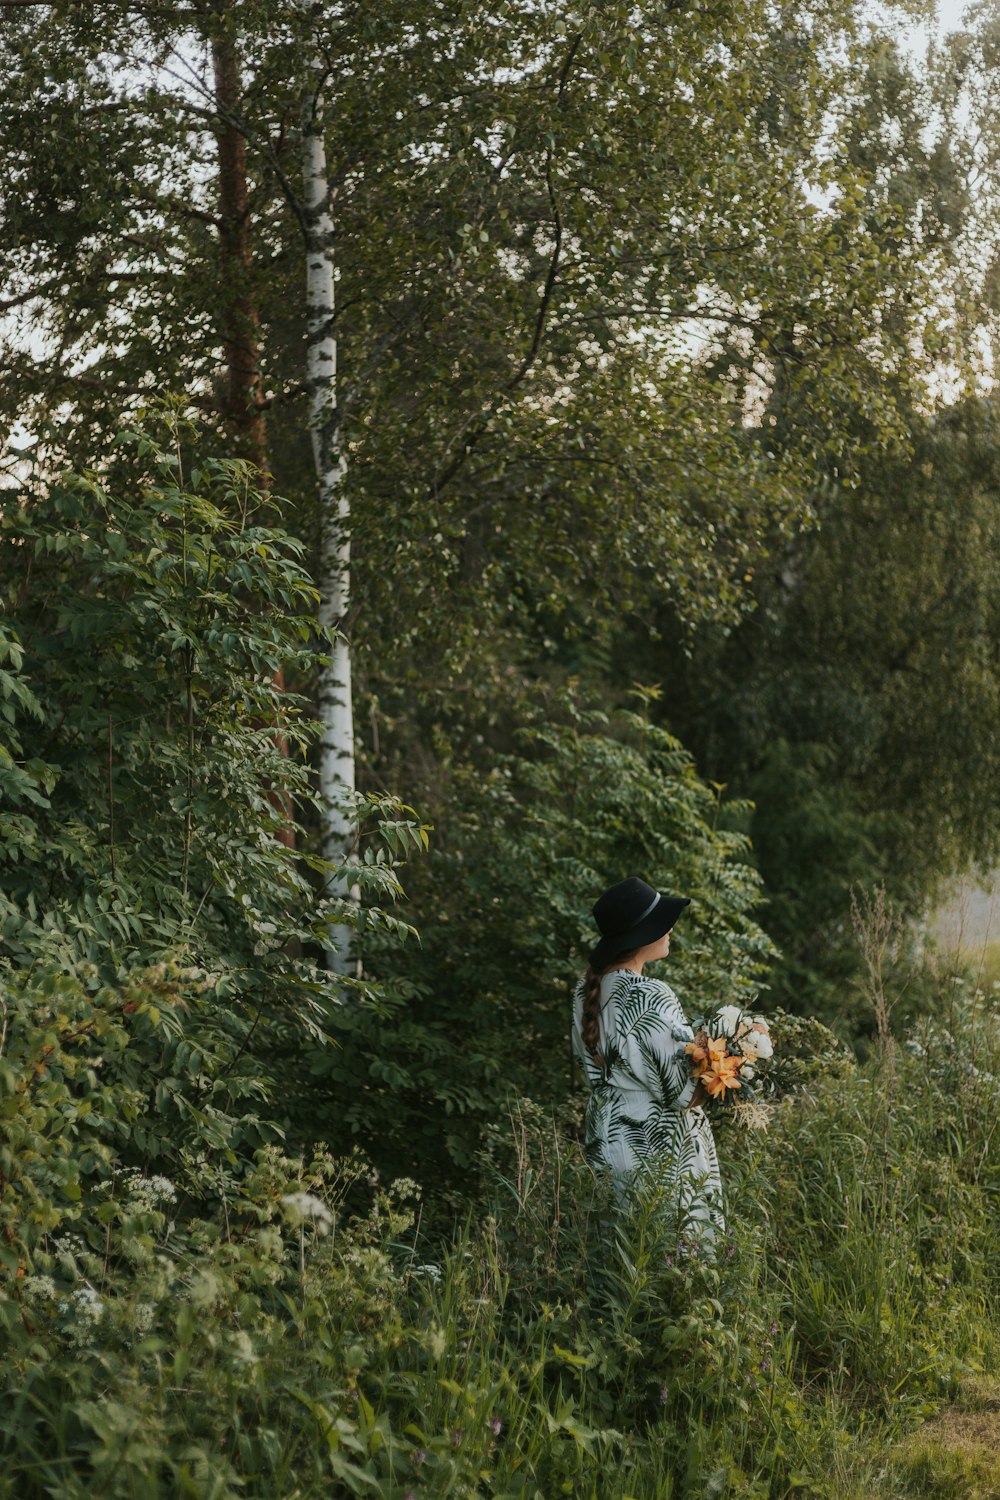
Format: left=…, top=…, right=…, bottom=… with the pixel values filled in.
left=211, top=29, right=268, bottom=480
left=302, top=42, right=357, bottom=973
left=212, top=21, right=295, bottom=851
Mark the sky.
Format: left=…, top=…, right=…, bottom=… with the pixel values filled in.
left=915, top=0, right=976, bottom=29
left=885, top=0, right=983, bottom=54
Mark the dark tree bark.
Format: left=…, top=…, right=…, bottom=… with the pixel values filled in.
left=211, top=26, right=268, bottom=482
left=211, top=17, right=294, bottom=851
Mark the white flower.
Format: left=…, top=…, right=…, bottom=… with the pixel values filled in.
left=411, top=1262, right=443, bottom=1281
left=280, top=1192, right=334, bottom=1234
left=714, top=1004, right=746, bottom=1035
left=62, top=1283, right=105, bottom=1331
left=52, top=1232, right=86, bottom=1257
left=751, top=1030, right=774, bottom=1059
left=133, top=1302, right=155, bottom=1335
left=61, top=1285, right=106, bottom=1348
left=741, top=1064, right=756, bottom=1080
left=229, top=1329, right=258, bottom=1364
left=23, top=1275, right=57, bottom=1305
left=120, top=1169, right=177, bottom=1209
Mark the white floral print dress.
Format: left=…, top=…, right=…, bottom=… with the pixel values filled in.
left=571, top=968, right=725, bottom=1246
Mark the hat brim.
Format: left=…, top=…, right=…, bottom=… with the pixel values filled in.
left=588, top=895, right=690, bottom=971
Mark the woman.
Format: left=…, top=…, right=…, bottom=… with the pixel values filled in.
left=571, top=876, right=725, bottom=1249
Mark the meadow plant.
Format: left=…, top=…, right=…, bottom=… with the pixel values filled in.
left=2, top=905, right=999, bottom=1496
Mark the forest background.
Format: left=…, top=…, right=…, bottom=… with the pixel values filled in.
left=2, top=1, right=1000, bottom=1496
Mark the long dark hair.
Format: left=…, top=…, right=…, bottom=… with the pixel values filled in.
left=580, top=949, right=641, bottom=1068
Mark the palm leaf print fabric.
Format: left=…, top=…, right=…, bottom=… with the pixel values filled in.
left=572, top=970, right=725, bottom=1247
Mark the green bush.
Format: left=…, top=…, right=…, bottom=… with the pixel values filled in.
left=317, top=696, right=776, bottom=1194
left=2, top=966, right=999, bottom=1497
left=3, top=424, right=315, bottom=978
left=3, top=424, right=998, bottom=1500
left=0, top=416, right=429, bottom=1124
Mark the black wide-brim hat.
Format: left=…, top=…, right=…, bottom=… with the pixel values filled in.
left=588, top=875, right=690, bottom=970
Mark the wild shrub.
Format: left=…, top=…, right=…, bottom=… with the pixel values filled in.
left=321, top=697, right=776, bottom=1193
left=0, top=415, right=428, bottom=1120
left=2, top=965, right=999, bottom=1498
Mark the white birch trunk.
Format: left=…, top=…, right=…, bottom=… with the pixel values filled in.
left=302, top=46, right=357, bottom=974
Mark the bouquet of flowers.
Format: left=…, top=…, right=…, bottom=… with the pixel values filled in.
left=684, top=1003, right=774, bottom=1109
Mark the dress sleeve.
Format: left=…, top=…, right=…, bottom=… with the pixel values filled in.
left=633, top=978, right=697, bottom=1111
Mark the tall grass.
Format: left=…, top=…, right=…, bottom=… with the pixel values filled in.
left=3, top=920, right=999, bottom=1496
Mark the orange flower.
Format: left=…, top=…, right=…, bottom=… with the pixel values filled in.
left=684, top=1040, right=710, bottom=1067
left=686, top=1034, right=729, bottom=1064
left=704, top=1062, right=743, bottom=1098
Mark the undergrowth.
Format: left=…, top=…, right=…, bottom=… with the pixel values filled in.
left=2, top=932, right=999, bottom=1498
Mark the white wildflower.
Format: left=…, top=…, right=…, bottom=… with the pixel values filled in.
left=411, top=1262, right=443, bottom=1281
left=229, top=1329, right=258, bottom=1365
left=280, top=1192, right=334, bottom=1234
left=23, top=1275, right=57, bottom=1305
left=133, top=1302, right=155, bottom=1335
left=52, top=1232, right=86, bottom=1257
left=121, top=1169, right=177, bottom=1209
left=72, top=1285, right=104, bottom=1314
left=61, top=1283, right=106, bottom=1346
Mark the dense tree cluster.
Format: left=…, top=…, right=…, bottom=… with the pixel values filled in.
left=1, top=0, right=999, bottom=1162
left=4, top=8, right=1000, bottom=1496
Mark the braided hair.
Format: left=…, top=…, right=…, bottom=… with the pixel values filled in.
left=580, top=949, right=641, bottom=1069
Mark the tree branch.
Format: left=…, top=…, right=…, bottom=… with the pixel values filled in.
left=427, top=34, right=582, bottom=501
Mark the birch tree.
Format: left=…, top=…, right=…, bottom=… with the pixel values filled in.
left=299, top=17, right=357, bottom=973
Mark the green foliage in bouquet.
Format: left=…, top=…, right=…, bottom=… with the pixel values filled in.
left=313, top=694, right=776, bottom=1194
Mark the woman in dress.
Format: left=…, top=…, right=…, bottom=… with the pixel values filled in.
left=571, top=876, right=725, bottom=1250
